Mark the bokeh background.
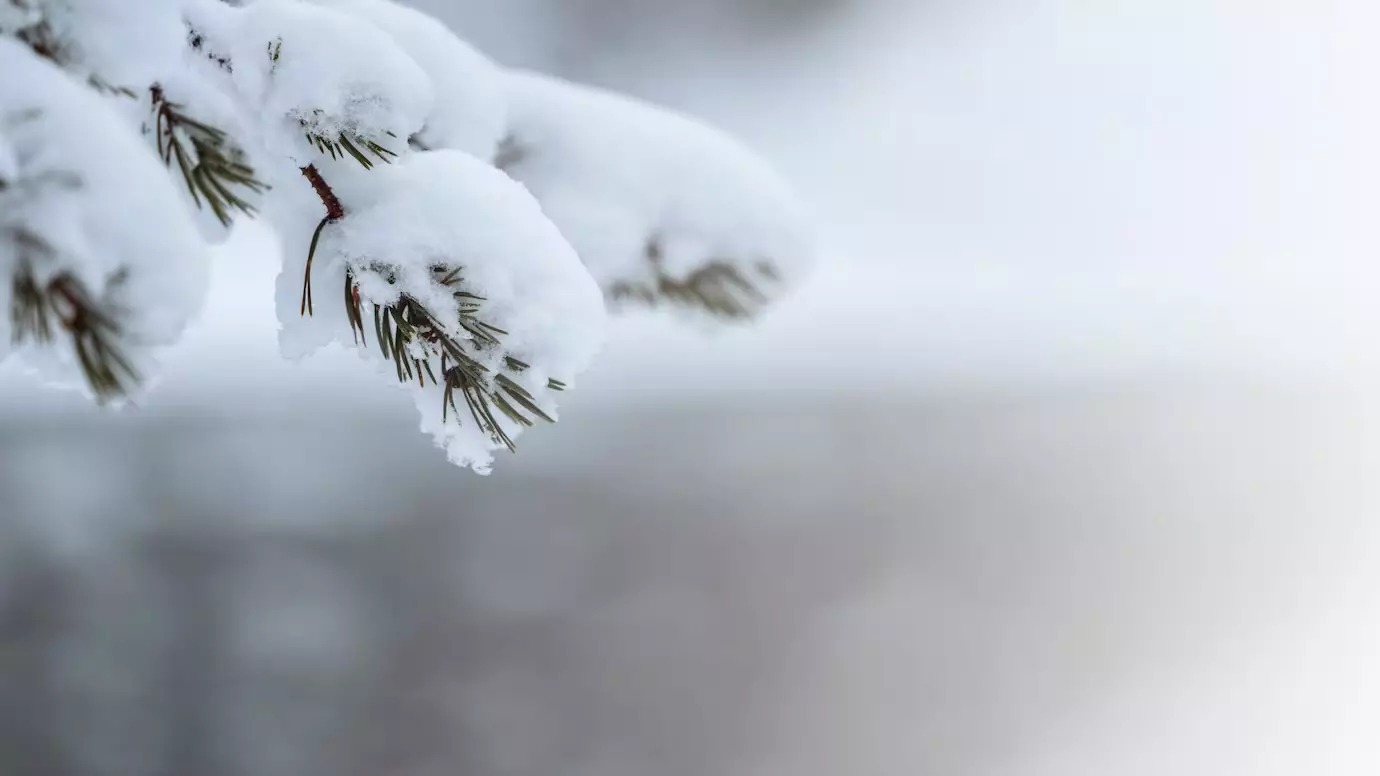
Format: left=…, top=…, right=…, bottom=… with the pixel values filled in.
left=4, top=1, right=1380, bottom=774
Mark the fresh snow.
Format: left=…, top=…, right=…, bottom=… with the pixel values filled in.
left=500, top=70, right=814, bottom=316
left=304, top=0, right=508, bottom=160
left=191, top=0, right=435, bottom=164
left=288, top=149, right=605, bottom=473
left=5, top=0, right=187, bottom=88
left=326, top=151, right=604, bottom=379
left=0, top=37, right=210, bottom=400
left=0, top=0, right=815, bottom=470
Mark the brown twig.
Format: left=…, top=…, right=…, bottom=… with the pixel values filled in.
left=299, top=163, right=343, bottom=315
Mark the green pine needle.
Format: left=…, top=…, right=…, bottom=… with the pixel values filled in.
left=152, top=87, right=267, bottom=227
left=610, top=243, right=778, bottom=320
left=9, top=258, right=139, bottom=403
left=3, top=128, right=136, bottom=403
left=302, top=127, right=397, bottom=170
left=344, top=263, right=562, bottom=451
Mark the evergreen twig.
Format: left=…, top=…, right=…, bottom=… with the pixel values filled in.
left=302, top=122, right=398, bottom=170
left=11, top=7, right=64, bottom=66
left=1, top=110, right=135, bottom=401
left=302, top=165, right=559, bottom=450
left=609, top=239, right=777, bottom=319
left=298, top=163, right=344, bottom=316
left=87, top=77, right=137, bottom=98
left=345, top=264, right=561, bottom=451
left=151, top=85, right=266, bottom=227
left=9, top=250, right=139, bottom=402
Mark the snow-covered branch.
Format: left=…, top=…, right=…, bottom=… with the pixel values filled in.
left=0, top=0, right=814, bottom=471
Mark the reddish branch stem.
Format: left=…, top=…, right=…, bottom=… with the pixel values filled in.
left=300, top=164, right=344, bottom=220
left=298, top=164, right=343, bottom=315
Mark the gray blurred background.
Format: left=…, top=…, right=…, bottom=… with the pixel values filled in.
left=4, top=1, right=1380, bottom=775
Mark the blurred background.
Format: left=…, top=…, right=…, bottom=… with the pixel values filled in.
left=4, top=0, right=1380, bottom=774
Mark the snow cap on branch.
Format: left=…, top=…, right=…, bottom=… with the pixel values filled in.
left=498, top=70, right=815, bottom=321
left=303, top=0, right=508, bottom=159
left=1, top=0, right=186, bottom=87
left=0, top=0, right=816, bottom=472
left=330, top=151, right=604, bottom=379
left=280, top=149, right=605, bottom=473
left=0, top=38, right=210, bottom=401
left=195, top=0, right=434, bottom=164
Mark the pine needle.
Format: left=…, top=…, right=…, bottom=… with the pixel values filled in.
left=610, top=253, right=778, bottom=320
left=302, top=125, right=397, bottom=171
left=151, top=86, right=266, bottom=227
left=9, top=259, right=140, bottom=402
left=343, top=263, right=562, bottom=451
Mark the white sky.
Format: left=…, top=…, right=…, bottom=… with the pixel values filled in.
left=587, top=0, right=1380, bottom=393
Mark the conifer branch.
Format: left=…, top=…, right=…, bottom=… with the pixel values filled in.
left=344, top=263, right=561, bottom=451
left=299, top=161, right=556, bottom=450
left=609, top=239, right=777, bottom=320
left=298, top=163, right=343, bottom=316
left=87, top=76, right=138, bottom=98
left=8, top=246, right=139, bottom=402
left=10, top=5, right=64, bottom=66
left=301, top=119, right=398, bottom=170
left=151, top=85, right=266, bottom=227
left=268, top=42, right=396, bottom=170
left=1, top=114, right=137, bottom=401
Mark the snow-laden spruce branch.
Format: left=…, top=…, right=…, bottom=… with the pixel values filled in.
left=0, top=0, right=813, bottom=472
